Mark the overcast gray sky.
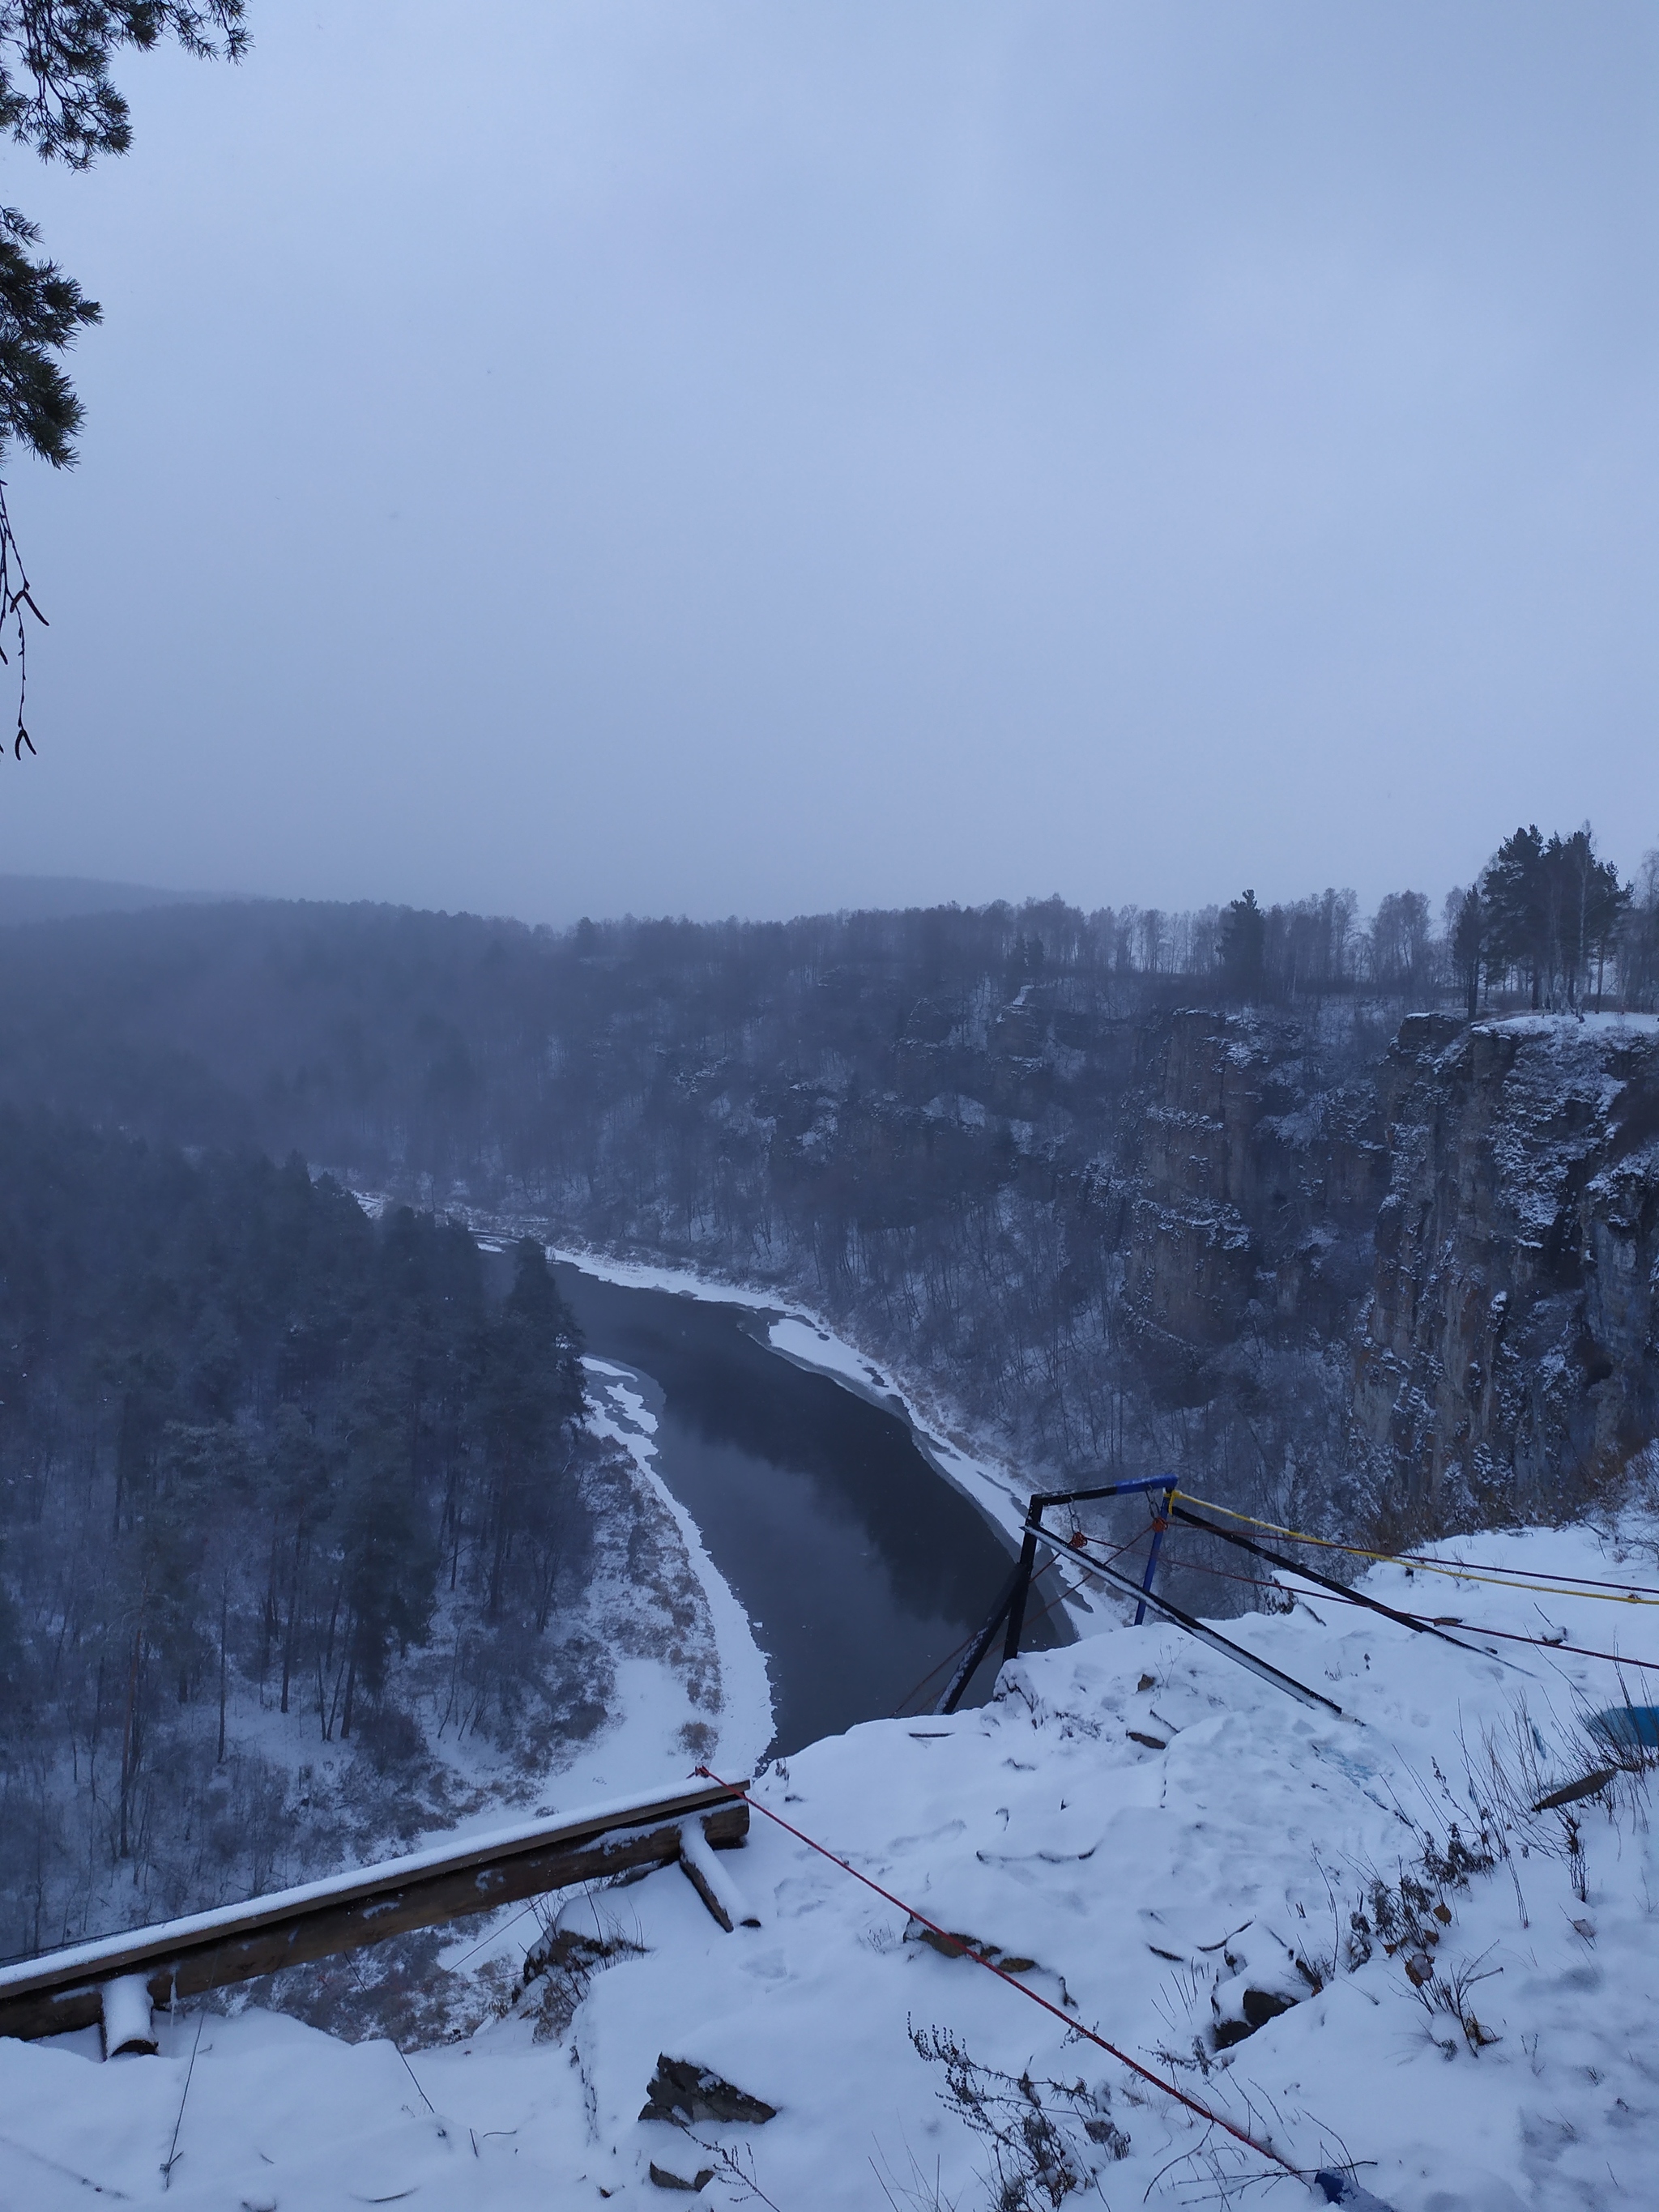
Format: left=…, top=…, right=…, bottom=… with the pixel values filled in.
left=1, top=2, right=1653, bottom=925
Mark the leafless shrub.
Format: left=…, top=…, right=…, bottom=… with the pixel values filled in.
left=1414, top=1946, right=1503, bottom=2054
left=1141, top=2081, right=1355, bottom=2210
left=911, top=2025, right=1128, bottom=2210
left=871, top=2140, right=967, bottom=2212
left=1149, top=1955, right=1218, bottom=2070
left=518, top=1890, right=645, bottom=2041
left=659, top=2122, right=783, bottom=2210
left=1463, top=1695, right=1654, bottom=1907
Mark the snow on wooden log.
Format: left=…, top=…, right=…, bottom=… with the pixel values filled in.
left=679, top=1817, right=761, bottom=1930
left=0, top=1779, right=747, bottom=2044
left=99, top=1973, right=156, bottom=2059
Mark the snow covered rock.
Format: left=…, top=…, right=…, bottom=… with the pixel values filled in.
left=638, top=2054, right=778, bottom=2125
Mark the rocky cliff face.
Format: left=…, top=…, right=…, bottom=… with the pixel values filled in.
left=1101, top=1006, right=1658, bottom=1528
left=670, top=995, right=1659, bottom=1532
left=1119, top=1008, right=1388, bottom=1358
left=1351, top=1014, right=1659, bottom=1523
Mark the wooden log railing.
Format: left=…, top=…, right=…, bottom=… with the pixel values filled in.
left=0, top=1779, right=747, bottom=2044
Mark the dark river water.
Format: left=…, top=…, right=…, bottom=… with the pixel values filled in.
left=551, top=1266, right=1060, bottom=1755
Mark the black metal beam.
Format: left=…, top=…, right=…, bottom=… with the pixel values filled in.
left=1169, top=1504, right=1492, bottom=1660
left=1074, top=1546, right=1342, bottom=1716
left=1001, top=1526, right=1043, bottom=1664
left=935, top=1562, right=1022, bottom=1715
left=1026, top=1474, right=1178, bottom=1512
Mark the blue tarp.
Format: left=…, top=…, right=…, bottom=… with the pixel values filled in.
left=1587, top=1707, right=1659, bottom=1750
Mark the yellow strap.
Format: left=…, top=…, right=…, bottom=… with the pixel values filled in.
left=1175, top=1491, right=1659, bottom=1609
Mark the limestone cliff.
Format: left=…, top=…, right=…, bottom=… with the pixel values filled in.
left=1119, top=1008, right=1387, bottom=1358
left=1104, top=1006, right=1657, bottom=1526
left=1351, top=1015, right=1659, bottom=1521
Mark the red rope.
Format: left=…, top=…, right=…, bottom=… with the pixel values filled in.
left=693, top=1766, right=1299, bottom=2176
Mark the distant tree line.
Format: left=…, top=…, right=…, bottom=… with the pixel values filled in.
left=866, top=820, right=1653, bottom=1012
left=0, top=1115, right=591, bottom=1954
left=1446, top=825, right=1631, bottom=1019
left=1201, top=823, right=1648, bottom=1012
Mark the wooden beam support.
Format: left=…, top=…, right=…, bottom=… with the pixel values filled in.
left=0, top=1782, right=747, bottom=2044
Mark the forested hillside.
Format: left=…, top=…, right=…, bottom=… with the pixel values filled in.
left=0, top=1118, right=601, bottom=1958
left=0, top=837, right=1653, bottom=1558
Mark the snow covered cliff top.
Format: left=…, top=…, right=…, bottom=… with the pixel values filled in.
left=1476, top=1011, right=1659, bottom=1038
left=3, top=1521, right=1656, bottom=2212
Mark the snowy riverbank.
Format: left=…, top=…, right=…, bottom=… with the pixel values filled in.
left=5, top=1515, right=1657, bottom=2210
left=398, top=1375, right=770, bottom=1851
left=578, top=1357, right=774, bottom=1788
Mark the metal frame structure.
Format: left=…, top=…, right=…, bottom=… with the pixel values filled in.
left=937, top=1476, right=1341, bottom=1720
left=935, top=1476, right=1175, bottom=1715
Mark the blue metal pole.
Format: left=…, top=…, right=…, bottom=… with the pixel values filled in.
left=1133, top=1482, right=1177, bottom=1626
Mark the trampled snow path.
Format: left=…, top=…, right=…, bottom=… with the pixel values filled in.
left=2, top=1524, right=1655, bottom=2211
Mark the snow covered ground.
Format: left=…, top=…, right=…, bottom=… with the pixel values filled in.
left=1479, top=1013, right=1659, bottom=1038
left=4, top=1519, right=1656, bottom=2211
